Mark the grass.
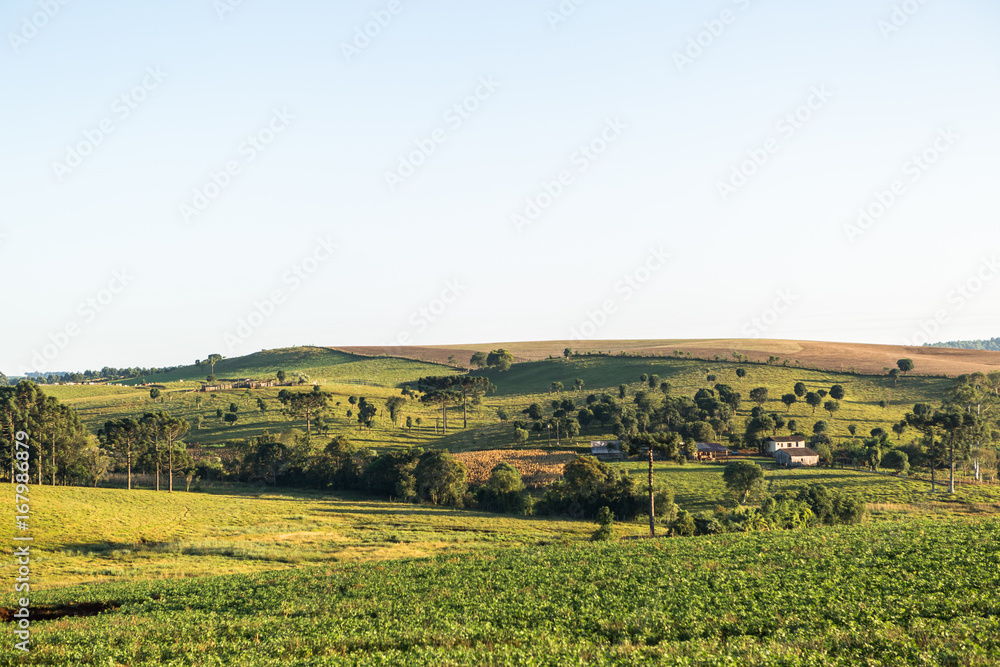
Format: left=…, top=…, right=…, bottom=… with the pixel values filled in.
left=119, top=346, right=459, bottom=387
left=612, top=458, right=1000, bottom=515
left=0, top=485, right=642, bottom=591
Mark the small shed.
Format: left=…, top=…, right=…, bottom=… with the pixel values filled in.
left=695, top=442, right=730, bottom=461
left=774, top=447, right=820, bottom=467
left=591, top=440, right=624, bottom=461
left=765, top=435, right=806, bottom=455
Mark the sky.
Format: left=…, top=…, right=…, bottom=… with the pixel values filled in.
left=1, top=0, right=999, bottom=375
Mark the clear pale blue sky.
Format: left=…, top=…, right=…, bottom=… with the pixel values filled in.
left=2, top=0, right=999, bottom=374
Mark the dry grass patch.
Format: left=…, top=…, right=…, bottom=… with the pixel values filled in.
left=453, top=449, right=577, bottom=487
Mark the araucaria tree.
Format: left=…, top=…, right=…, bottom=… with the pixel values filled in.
left=98, top=417, right=142, bottom=489
left=417, top=377, right=463, bottom=434
left=278, top=389, right=328, bottom=433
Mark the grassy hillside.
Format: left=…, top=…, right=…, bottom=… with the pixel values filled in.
left=477, top=355, right=950, bottom=442
left=6, top=517, right=999, bottom=665
left=47, top=352, right=954, bottom=453
left=121, top=346, right=457, bottom=387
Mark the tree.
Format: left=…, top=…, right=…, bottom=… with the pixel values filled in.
left=278, top=389, right=328, bottom=433
left=488, top=462, right=524, bottom=494
left=574, top=378, right=585, bottom=391
left=736, top=368, right=746, bottom=382
left=486, top=349, right=514, bottom=372
left=149, top=388, right=161, bottom=403
left=206, top=354, right=222, bottom=377
left=897, top=359, right=914, bottom=376
left=98, top=417, right=142, bottom=490
left=386, top=396, right=406, bottom=427
left=356, top=397, right=378, bottom=429
left=450, top=376, right=494, bottom=429
left=618, top=384, right=627, bottom=399
left=414, top=450, right=467, bottom=505
left=749, top=387, right=768, bottom=407
left=514, top=428, right=528, bottom=445
left=793, top=382, right=807, bottom=398
left=905, top=403, right=946, bottom=492
left=781, top=394, right=797, bottom=412
left=882, top=449, right=910, bottom=475
left=722, top=460, right=764, bottom=503
left=276, top=370, right=287, bottom=384
left=563, top=347, right=572, bottom=360
left=416, top=377, right=462, bottom=433
left=224, top=413, right=238, bottom=427
left=824, top=400, right=840, bottom=419
left=550, top=381, right=564, bottom=394
left=470, top=351, right=488, bottom=369
left=829, top=384, right=845, bottom=400
left=160, top=414, right=189, bottom=493
left=805, top=392, right=822, bottom=415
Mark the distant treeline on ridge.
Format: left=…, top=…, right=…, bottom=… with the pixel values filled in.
left=925, top=338, right=1000, bottom=352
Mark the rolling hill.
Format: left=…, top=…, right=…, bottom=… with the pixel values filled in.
left=338, top=338, right=1000, bottom=377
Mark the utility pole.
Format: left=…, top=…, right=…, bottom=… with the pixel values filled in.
left=648, top=445, right=655, bottom=537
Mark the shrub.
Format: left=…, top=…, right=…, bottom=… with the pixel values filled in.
left=591, top=506, right=615, bottom=542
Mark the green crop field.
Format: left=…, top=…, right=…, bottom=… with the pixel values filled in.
left=5, top=517, right=999, bottom=666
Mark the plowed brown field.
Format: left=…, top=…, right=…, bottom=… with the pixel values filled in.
left=336, top=339, right=1000, bottom=377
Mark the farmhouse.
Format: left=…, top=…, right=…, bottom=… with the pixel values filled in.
left=774, top=447, right=820, bottom=467
left=591, top=440, right=624, bottom=461
left=694, top=442, right=730, bottom=461
left=765, top=435, right=806, bottom=455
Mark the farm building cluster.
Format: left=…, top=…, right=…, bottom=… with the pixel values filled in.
left=588, top=437, right=819, bottom=467
left=201, top=378, right=276, bottom=392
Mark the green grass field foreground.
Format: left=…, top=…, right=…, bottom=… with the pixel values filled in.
left=5, top=517, right=999, bottom=666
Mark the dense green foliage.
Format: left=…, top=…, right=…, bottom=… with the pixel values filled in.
left=8, top=518, right=999, bottom=666
left=537, top=455, right=673, bottom=521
